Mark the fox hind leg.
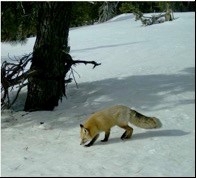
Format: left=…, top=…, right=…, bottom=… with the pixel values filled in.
left=119, top=125, right=133, bottom=140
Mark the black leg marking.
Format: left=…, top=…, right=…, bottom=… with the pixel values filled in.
left=101, top=131, right=110, bottom=142
left=121, top=131, right=127, bottom=140
left=120, top=125, right=133, bottom=140
left=85, top=134, right=99, bottom=147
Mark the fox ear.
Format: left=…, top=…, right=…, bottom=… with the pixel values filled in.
left=80, top=124, right=89, bottom=133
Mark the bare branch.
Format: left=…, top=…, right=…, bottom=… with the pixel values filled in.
left=1, top=51, right=101, bottom=109
left=10, top=82, right=28, bottom=108
left=62, top=51, right=101, bottom=69
left=70, top=67, right=79, bottom=88
left=1, top=53, right=33, bottom=109
left=73, top=60, right=101, bottom=69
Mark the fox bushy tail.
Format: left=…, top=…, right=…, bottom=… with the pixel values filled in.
left=129, top=109, right=162, bottom=129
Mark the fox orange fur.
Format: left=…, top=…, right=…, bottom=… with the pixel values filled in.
left=80, top=105, right=162, bottom=147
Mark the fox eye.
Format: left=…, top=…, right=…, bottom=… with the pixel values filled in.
left=83, top=128, right=88, bottom=134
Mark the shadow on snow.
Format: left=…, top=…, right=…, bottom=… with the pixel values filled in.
left=94, top=129, right=190, bottom=146
left=63, top=66, right=195, bottom=113
left=2, top=67, right=195, bottom=133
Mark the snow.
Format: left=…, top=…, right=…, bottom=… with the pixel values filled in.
left=1, top=13, right=195, bottom=177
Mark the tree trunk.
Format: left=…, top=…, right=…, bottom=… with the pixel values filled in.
left=24, top=2, right=72, bottom=111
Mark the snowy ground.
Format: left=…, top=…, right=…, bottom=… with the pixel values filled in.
left=1, top=13, right=195, bottom=177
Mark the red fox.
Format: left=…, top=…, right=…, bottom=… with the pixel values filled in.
left=80, top=105, right=162, bottom=147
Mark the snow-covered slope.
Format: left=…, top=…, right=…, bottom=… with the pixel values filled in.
left=1, top=13, right=195, bottom=177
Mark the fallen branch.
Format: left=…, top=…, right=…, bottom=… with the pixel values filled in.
left=134, top=9, right=174, bottom=26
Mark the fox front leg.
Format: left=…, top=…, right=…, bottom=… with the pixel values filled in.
left=101, top=130, right=110, bottom=142
left=85, top=134, right=99, bottom=147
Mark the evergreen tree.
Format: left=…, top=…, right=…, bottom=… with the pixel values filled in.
left=118, top=1, right=195, bottom=14
left=70, top=2, right=100, bottom=26
left=24, top=2, right=72, bottom=111
left=2, top=2, right=72, bottom=111
left=1, top=2, right=37, bottom=43
left=98, top=2, right=119, bottom=22
left=1, top=1, right=195, bottom=111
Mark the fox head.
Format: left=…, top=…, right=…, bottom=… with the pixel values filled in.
left=80, top=124, right=92, bottom=145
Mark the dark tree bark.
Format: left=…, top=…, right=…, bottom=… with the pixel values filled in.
left=24, top=2, right=72, bottom=111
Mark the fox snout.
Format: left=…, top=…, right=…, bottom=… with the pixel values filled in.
left=80, top=139, right=88, bottom=145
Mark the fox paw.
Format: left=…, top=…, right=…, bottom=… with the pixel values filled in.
left=121, top=132, right=127, bottom=140
left=101, top=139, right=108, bottom=142
left=84, top=144, right=91, bottom=147
left=121, top=132, right=131, bottom=140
